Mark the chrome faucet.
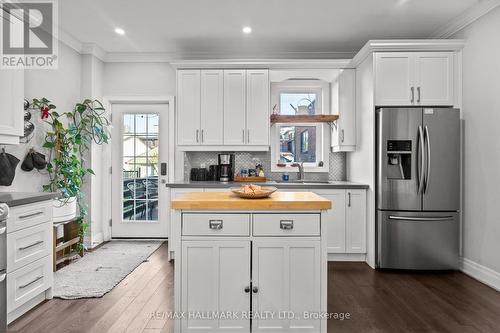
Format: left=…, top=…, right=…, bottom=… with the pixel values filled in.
left=292, top=161, right=305, bottom=180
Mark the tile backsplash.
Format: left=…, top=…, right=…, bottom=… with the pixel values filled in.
left=184, top=151, right=346, bottom=181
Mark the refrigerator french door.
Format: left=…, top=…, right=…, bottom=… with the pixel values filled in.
left=376, top=107, right=460, bottom=269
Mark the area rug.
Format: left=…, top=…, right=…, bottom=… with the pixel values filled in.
left=53, top=240, right=163, bottom=299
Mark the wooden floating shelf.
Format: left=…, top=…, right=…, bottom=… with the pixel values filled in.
left=270, top=114, right=339, bottom=124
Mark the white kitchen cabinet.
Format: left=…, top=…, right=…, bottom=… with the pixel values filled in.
left=6, top=200, right=53, bottom=324
left=345, top=189, right=367, bottom=253
left=252, top=239, right=321, bottom=333
left=246, top=70, right=270, bottom=146
left=177, top=70, right=201, bottom=145
left=181, top=240, right=250, bottom=333
left=414, top=52, right=454, bottom=106
left=177, top=69, right=270, bottom=149
left=176, top=208, right=326, bottom=333
left=331, top=69, right=356, bottom=152
left=313, top=189, right=367, bottom=255
left=375, top=52, right=454, bottom=106
left=0, top=69, right=24, bottom=144
left=223, top=70, right=247, bottom=145
left=375, top=52, right=414, bottom=106
left=200, top=70, right=223, bottom=145
left=316, top=190, right=346, bottom=253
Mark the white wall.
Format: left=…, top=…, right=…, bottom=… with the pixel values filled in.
left=451, top=7, right=500, bottom=274
left=346, top=54, right=375, bottom=268
left=103, top=62, right=175, bottom=96
left=1, top=42, right=82, bottom=192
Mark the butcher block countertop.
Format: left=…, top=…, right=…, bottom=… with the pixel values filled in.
left=171, top=191, right=332, bottom=210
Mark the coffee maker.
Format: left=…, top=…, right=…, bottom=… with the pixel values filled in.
left=218, top=153, right=234, bottom=182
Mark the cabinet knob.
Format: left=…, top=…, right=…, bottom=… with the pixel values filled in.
left=252, top=286, right=259, bottom=293
left=244, top=286, right=250, bottom=293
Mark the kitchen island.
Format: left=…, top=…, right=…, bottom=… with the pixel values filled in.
left=171, top=191, right=331, bottom=333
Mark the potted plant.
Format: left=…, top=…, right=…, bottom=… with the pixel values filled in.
left=33, top=98, right=110, bottom=251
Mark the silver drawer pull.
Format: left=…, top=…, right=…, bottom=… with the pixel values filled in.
left=0, top=226, right=6, bottom=235
left=19, top=275, right=43, bottom=289
left=19, top=211, right=44, bottom=219
left=19, top=240, right=44, bottom=251
left=0, top=272, right=6, bottom=282
left=280, top=220, right=294, bottom=230
left=209, top=220, right=223, bottom=230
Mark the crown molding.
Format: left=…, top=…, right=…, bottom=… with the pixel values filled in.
left=431, top=0, right=500, bottom=38
left=170, top=58, right=352, bottom=69
left=81, top=43, right=107, bottom=62
left=349, top=39, right=466, bottom=67
left=57, top=28, right=83, bottom=53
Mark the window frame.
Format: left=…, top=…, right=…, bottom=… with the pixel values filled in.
left=270, top=79, right=330, bottom=173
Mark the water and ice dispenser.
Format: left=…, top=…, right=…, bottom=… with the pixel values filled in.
left=386, top=140, right=412, bottom=180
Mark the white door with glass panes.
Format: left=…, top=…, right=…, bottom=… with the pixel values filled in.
left=111, top=104, right=170, bottom=237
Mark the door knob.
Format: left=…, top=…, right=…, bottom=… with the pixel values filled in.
left=252, top=286, right=259, bottom=293
left=244, top=286, right=250, bottom=293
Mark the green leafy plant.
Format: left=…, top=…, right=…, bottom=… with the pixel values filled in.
left=33, top=98, right=110, bottom=251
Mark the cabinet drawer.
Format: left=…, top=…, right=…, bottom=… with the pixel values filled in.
left=253, top=214, right=320, bottom=236
left=7, top=222, right=52, bottom=273
left=182, top=213, right=250, bottom=236
left=7, top=255, right=52, bottom=312
left=7, top=201, right=52, bottom=233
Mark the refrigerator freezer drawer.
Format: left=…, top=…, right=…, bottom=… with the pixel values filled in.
left=377, top=210, right=459, bottom=270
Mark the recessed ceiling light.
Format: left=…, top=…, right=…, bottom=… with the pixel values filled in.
left=114, top=28, right=125, bottom=35
left=242, top=26, right=252, bottom=34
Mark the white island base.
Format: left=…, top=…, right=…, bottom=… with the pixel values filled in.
left=171, top=191, right=331, bottom=333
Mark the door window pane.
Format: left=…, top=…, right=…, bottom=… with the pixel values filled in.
left=122, top=113, right=159, bottom=222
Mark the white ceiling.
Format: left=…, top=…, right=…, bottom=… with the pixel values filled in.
left=59, top=0, right=480, bottom=59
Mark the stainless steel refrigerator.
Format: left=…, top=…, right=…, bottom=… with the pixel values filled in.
left=376, top=107, right=460, bottom=270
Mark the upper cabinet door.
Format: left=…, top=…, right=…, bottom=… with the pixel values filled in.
left=375, top=52, right=415, bottom=106
left=415, top=52, right=454, bottom=106
left=177, top=70, right=201, bottom=145
left=0, top=70, right=24, bottom=144
left=223, top=70, right=246, bottom=145
left=246, top=70, right=269, bottom=146
left=332, top=69, right=356, bottom=152
left=200, top=70, right=223, bottom=145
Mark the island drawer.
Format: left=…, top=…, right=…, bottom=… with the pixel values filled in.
left=182, top=213, right=250, bottom=236
left=253, top=213, right=320, bottom=236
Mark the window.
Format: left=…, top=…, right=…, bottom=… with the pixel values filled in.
left=301, top=129, right=309, bottom=153
left=271, top=80, right=330, bottom=172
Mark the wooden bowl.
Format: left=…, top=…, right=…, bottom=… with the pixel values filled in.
left=230, top=186, right=277, bottom=199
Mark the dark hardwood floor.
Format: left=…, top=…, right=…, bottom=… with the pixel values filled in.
left=8, top=242, right=500, bottom=333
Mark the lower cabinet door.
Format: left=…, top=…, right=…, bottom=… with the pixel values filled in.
left=252, top=239, right=321, bottom=333
left=346, top=190, right=367, bottom=253
left=181, top=240, right=250, bottom=333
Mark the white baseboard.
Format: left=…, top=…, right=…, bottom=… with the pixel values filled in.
left=91, top=231, right=104, bottom=248
left=328, top=253, right=366, bottom=262
left=460, top=257, right=500, bottom=292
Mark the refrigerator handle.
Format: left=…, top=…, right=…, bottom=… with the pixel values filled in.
left=424, top=125, right=431, bottom=193
left=388, top=215, right=454, bottom=221
left=417, top=126, right=425, bottom=194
